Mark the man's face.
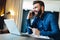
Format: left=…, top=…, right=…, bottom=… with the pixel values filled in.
left=33, top=3, right=42, bottom=16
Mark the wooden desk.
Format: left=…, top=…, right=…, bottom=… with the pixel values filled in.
left=0, top=34, right=53, bottom=40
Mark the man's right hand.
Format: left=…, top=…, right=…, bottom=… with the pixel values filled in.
left=27, top=11, right=34, bottom=19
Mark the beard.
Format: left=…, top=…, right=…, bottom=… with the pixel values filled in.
left=36, top=9, right=42, bottom=17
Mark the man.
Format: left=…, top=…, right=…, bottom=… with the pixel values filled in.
left=27, top=1, right=60, bottom=40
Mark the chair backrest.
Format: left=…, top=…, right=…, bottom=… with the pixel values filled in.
left=53, top=11, right=60, bottom=29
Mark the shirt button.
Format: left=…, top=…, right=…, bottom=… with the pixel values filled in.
left=40, top=25, right=42, bottom=27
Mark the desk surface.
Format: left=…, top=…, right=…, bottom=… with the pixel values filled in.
left=0, top=34, right=53, bottom=40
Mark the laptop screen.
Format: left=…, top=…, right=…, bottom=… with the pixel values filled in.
left=4, top=19, right=20, bottom=35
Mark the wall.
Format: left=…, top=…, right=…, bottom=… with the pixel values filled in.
left=23, top=1, right=60, bottom=12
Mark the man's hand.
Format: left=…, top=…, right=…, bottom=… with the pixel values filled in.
left=32, top=28, right=40, bottom=36
left=27, top=11, right=34, bottom=19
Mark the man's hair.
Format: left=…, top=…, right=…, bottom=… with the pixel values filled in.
left=33, top=1, right=45, bottom=7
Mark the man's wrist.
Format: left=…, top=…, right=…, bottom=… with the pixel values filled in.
left=27, top=17, right=31, bottom=19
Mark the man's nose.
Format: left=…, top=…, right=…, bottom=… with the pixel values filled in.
left=33, top=9, right=38, bottom=12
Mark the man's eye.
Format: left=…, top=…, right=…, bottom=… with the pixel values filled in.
left=35, top=7, right=37, bottom=8
left=33, top=7, right=37, bottom=9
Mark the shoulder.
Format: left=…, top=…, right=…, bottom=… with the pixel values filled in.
left=44, top=11, right=54, bottom=18
left=44, top=11, right=57, bottom=22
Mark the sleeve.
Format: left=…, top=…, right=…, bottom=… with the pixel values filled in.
left=40, top=14, right=59, bottom=36
left=27, top=18, right=37, bottom=34
left=27, top=18, right=38, bottom=28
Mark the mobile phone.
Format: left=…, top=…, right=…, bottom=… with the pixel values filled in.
left=32, top=12, right=35, bottom=16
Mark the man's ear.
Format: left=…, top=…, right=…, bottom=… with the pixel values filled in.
left=41, top=6, right=44, bottom=11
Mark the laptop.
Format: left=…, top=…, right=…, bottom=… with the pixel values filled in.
left=4, top=19, right=50, bottom=39
left=4, top=19, right=30, bottom=37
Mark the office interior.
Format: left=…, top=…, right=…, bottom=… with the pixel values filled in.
left=0, top=0, right=60, bottom=38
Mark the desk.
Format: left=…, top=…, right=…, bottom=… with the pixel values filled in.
left=0, top=34, right=53, bottom=40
